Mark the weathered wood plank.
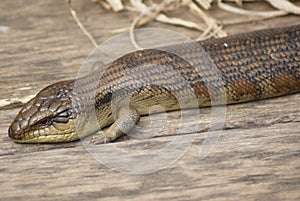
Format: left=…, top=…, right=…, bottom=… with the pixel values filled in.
left=1, top=121, right=299, bottom=200
left=0, top=0, right=299, bottom=200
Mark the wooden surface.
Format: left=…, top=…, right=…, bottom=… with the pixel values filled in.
left=1, top=0, right=300, bottom=200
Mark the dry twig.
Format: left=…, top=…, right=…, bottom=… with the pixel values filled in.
left=71, top=0, right=300, bottom=48
left=67, top=0, right=98, bottom=47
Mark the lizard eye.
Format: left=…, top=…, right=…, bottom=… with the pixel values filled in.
left=39, top=117, right=52, bottom=126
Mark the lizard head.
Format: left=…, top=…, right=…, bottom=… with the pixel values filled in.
left=8, top=80, right=80, bottom=143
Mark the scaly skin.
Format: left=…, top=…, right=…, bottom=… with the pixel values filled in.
left=8, top=25, right=300, bottom=143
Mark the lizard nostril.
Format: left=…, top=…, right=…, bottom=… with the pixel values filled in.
left=8, top=125, right=19, bottom=139
left=8, top=126, right=14, bottom=138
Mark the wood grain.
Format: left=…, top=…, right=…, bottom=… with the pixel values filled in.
left=0, top=0, right=299, bottom=200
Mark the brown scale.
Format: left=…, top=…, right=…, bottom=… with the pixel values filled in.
left=8, top=24, right=300, bottom=143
